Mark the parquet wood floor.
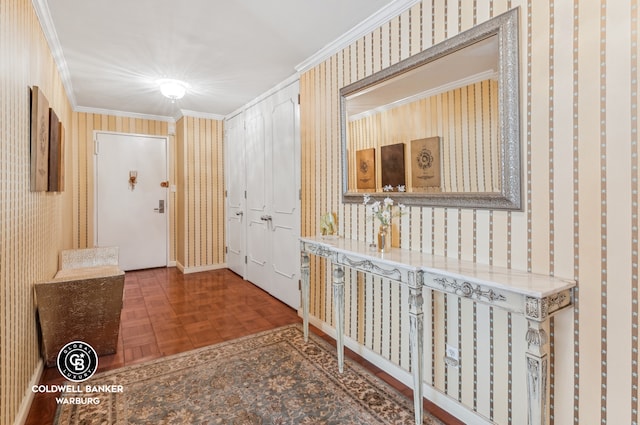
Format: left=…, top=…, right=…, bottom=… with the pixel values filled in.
left=25, top=267, right=462, bottom=425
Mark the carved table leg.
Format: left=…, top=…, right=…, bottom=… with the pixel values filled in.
left=301, top=251, right=310, bottom=342
left=409, top=272, right=424, bottom=425
left=525, top=319, right=550, bottom=425
left=333, top=264, right=345, bottom=373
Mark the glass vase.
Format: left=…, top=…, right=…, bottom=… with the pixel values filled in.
left=377, top=224, right=390, bottom=253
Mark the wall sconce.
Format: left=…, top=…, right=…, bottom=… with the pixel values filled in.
left=129, top=171, right=138, bottom=190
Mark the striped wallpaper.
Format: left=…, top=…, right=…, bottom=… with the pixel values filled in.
left=300, top=1, right=638, bottom=424
left=175, top=116, right=226, bottom=271
left=0, top=0, right=73, bottom=423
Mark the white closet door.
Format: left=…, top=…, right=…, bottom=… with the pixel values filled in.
left=245, top=109, right=271, bottom=292
left=237, top=80, right=300, bottom=309
left=270, top=85, right=300, bottom=309
left=225, top=113, right=246, bottom=277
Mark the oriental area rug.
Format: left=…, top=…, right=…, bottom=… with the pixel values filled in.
left=55, top=324, right=442, bottom=424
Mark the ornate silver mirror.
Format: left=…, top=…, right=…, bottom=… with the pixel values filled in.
left=341, top=8, right=521, bottom=209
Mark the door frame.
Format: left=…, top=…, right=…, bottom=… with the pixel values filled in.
left=224, top=112, right=247, bottom=278
left=93, top=130, right=170, bottom=267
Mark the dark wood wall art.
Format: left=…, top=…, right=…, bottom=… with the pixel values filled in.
left=30, top=86, right=65, bottom=192
left=30, top=86, right=49, bottom=192
left=411, top=137, right=441, bottom=189
left=381, top=143, right=406, bottom=189
left=356, top=148, right=376, bottom=189
left=48, top=109, right=60, bottom=191
left=57, top=122, right=65, bottom=192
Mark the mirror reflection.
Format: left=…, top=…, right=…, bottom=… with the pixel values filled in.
left=340, top=8, right=521, bottom=210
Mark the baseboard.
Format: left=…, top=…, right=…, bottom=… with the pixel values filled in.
left=305, top=314, right=491, bottom=425
left=14, top=359, right=44, bottom=425
left=177, top=263, right=228, bottom=274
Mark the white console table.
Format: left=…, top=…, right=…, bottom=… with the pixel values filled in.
left=300, top=236, right=575, bottom=425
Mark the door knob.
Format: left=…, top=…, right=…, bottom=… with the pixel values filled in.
left=235, top=211, right=244, bottom=216
left=260, top=215, right=272, bottom=221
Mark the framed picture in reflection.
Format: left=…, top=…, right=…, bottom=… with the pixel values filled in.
left=356, top=148, right=376, bottom=190
left=411, top=137, right=441, bottom=189
left=381, top=143, right=405, bottom=189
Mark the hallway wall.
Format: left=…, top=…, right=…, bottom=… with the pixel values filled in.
left=0, top=0, right=73, bottom=423
left=300, top=1, right=638, bottom=423
left=0, top=5, right=225, bottom=420
left=175, top=116, right=226, bottom=271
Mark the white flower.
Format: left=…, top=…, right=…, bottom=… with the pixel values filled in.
left=362, top=194, right=406, bottom=226
left=397, top=185, right=406, bottom=192
left=383, top=185, right=394, bottom=192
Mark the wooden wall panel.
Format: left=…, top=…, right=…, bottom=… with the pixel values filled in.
left=300, top=0, right=640, bottom=423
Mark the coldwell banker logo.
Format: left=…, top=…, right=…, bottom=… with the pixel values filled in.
left=31, top=341, right=123, bottom=406
left=57, top=341, right=98, bottom=382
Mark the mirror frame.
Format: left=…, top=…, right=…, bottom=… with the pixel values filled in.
left=340, top=8, right=521, bottom=210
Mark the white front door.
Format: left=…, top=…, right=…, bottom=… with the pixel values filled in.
left=225, top=113, right=246, bottom=277
left=95, top=132, right=168, bottom=271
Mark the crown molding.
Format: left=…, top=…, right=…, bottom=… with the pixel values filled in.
left=74, top=106, right=175, bottom=123
left=65, top=105, right=225, bottom=124
left=32, top=0, right=77, bottom=108
left=295, top=0, right=421, bottom=73
left=178, top=110, right=226, bottom=121
left=68, top=105, right=226, bottom=123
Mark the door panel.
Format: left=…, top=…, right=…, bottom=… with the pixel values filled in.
left=270, top=93, right=300, bottom=309
left=95, top=132, right=167, bottom=271
left=245, top=112, right=270, bottom=291
left=225, top=114, right=246, bottom=277
left=247, top=218, right=269, bottom=290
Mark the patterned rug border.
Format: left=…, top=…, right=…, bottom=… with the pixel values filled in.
left=73, top=324, right=311, bottom=383
left=55, top=323, right=441, bottom=424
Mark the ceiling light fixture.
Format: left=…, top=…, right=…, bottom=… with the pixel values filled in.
left=156, top=78, right=188, bottom=102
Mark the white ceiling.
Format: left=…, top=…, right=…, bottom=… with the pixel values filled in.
left=35, top=0, right=418, bottom=120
